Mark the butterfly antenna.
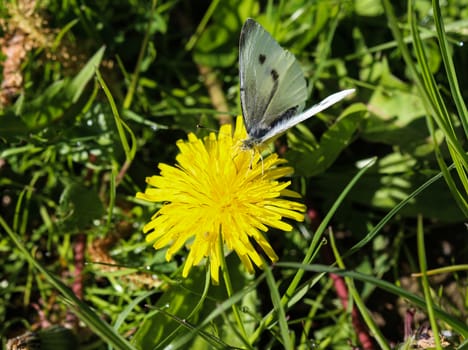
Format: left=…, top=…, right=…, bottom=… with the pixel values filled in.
left=196, top=124, right=218, bottom=133
left=198, top=124, right=234, bottom=139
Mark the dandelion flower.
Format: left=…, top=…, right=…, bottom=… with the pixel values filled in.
left=136, top=117, right=306, bottom=283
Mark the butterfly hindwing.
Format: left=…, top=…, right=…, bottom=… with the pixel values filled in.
left=239, top=19, right=308, bottom=139
left=255, top=89, right=356, bottom=143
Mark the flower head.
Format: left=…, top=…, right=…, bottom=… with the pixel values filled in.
left=136, top=117, right=306, bottom=283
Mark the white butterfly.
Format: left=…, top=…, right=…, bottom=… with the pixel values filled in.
left=239, top=18, right=355, bottom=149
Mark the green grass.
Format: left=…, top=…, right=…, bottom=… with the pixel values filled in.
left=1, top=0, right=467, bottom=349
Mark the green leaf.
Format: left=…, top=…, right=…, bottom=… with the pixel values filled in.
left=314, top=154, right=465, bottom=225
left=132, top=269, right=207, bottom=348
left=287, top=103, right=367, bottom=176
left=58, top=180, right=104, bottom=231
left=192, top=2, right=241, bottom=67
left=0, top=109, right=29, bottom=139
left=17, top=47, right=105, bottom=132
left=355, top=0, right=384, bottom=16
left=66, top=46, right=105, bottom=103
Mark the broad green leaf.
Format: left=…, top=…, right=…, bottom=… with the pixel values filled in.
left=355, top=0, right=384, bottom=16
left=58, top=180, right=104, bottom=231
left=192, top=1, right=243, bottom=67
left=132, top=269, right=207, bottom=348
left=287, top=103, right=367, bottom=176
left=314, top=153, right=465, bottom=226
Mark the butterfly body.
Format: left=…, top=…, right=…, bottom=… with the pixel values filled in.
left=239, top=18, right=355, bottom=149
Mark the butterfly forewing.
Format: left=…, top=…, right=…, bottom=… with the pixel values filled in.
left=239, top=19, right=307, bottom=138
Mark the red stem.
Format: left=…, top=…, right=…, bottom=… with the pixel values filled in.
left=307, top=207, right=375, bottom=349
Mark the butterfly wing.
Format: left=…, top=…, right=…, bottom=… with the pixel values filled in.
left=256, top=89, right=356, bottom=143
left=239, top=19, right=308, bottom=140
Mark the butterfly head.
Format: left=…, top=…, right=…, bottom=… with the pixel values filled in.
left=241, top=138, right=258, bottom=150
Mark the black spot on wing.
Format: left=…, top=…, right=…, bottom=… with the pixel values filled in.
left=271, top=69, right=279, bottom=81
left=254, top=68, right=280, bottom=127
left=259, top=54, right=266, bottom=64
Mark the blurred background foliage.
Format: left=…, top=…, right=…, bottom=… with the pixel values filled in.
left=0, top=0, right=467, bottom=349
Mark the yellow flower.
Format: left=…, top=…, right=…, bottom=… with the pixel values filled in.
left=136, top=117, right=306, bottom=283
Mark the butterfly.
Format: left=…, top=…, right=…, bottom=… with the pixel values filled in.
left=239, top=18, right=355, bottom=149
